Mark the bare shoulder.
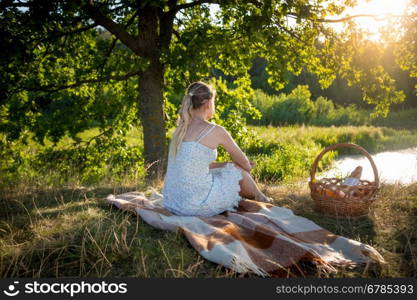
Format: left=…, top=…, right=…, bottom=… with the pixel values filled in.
left=211, top=124, right=233, bottom=145
left=211, top=124, right=228, bottom=136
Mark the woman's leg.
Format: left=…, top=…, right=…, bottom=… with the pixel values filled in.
left=231, top=162, right=271, bottom=203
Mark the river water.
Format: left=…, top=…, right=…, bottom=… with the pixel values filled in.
left=316, top=146, right=417, bottom=185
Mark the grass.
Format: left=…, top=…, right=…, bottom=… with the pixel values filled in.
left=1, top=178, right=416, bottom=278
left=1, top=124, right=416, bottom=278
left=248, top=124, right=417, bottom=155
left=0, top=182, right=240, bottom=277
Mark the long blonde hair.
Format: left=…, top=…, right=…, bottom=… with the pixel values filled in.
left=169, top=81, right=216, bottom=160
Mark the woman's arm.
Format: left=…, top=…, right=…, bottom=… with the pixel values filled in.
left=217, top=126, right=252, bottom=172
left=209, top=161, right=255, bottom=170
left=209, top=162, right=228, bottom=169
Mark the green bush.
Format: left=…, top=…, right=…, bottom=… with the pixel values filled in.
left=271, top=85, right=315, bottom=125
left=313, top=96, right=335, bottom=119
left=249, top=88, right=371, bottom=127
left=249, top=89, right=284, bottom=125
left=249, top=85, right=316, bottom=126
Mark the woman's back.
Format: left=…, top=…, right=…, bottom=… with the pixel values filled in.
left=163, top=121, right=244, bottom=217
left=165, top=122, right=218, bottom=181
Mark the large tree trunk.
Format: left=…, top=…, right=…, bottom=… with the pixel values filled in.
left=136, top=4, right=173, bottom=184
left=138, top=58, right=167, bottom=183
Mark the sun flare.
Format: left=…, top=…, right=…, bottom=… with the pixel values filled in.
left=332, top=0, right=411, bottom=41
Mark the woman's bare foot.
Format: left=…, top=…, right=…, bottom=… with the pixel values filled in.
left=254, top=191, right=272, bottom=203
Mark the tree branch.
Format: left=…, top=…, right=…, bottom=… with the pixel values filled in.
left=288, top=13, right=404, bottom=23
left=34, top=23, right=98, bottom=47
left=276, top=22, right=308, bottom=46
left=21, top=69, right=143, bottom=93
left=172, top=0, right=217, bottom=13
left=75, top=0, right=143, bottom=55
left=96, top=10, right=140, bottom=78
left=159, top=0, right=178, bottom=50
left=72, top=126, right=115, bottom=149
left=172, top=28, right=181, bottom=41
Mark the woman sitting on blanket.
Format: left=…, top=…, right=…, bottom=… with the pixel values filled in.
left=162, top=81, right=272, bottom=217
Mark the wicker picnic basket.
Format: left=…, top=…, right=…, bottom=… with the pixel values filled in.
left=308, top=143, right=380, bottom=218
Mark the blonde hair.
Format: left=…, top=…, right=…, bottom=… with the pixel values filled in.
left=168, top=81, right=216, bottom=160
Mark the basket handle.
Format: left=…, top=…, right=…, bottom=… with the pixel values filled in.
left=309, top=143, right=379, bottom=188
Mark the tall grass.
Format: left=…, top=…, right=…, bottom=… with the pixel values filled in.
left=0, top=182, right=230, bottom=277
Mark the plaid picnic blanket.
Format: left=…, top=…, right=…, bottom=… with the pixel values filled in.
left=106, top=190, right=386, bottom=277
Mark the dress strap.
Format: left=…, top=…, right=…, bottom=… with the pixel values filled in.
left=195, top=124, right=216, bottom=142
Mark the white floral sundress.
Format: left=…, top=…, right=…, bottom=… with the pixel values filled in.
left=162, top=123, right=243, bottom=217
